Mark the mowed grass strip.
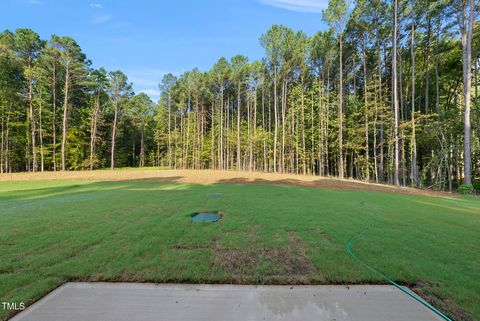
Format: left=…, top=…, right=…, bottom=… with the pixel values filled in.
left=0, top=179, right=479, bottom=320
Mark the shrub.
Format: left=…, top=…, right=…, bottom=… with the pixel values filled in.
left=458, top=184, right=474, bottom=195
left=473, top=181, right=480, bottom=193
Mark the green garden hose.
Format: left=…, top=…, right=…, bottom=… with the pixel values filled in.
left=345, top=212, right=453, bottom=321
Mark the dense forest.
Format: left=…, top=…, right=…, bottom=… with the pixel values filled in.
left=0, top=0, right=478, bottom=192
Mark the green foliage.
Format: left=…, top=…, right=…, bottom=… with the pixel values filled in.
left=458, top=184, right=474, bottom=195
left=473, top=181, right=480, bottom=192
left=260, top=25, right=283, bottom=72
left=323, top=0, right=349, bottom=36
left=0, top=0, right=479, bottom=188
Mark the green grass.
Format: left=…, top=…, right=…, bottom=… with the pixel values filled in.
left=0, top=180, right=479, bottom=320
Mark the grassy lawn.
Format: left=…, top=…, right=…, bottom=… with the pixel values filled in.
left=0, top=176, right=479, bottom=320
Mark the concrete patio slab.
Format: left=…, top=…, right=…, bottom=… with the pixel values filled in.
left=10, top=283, right=444, bottom=321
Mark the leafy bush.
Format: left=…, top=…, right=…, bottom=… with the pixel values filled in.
left=473, top=181, right=480, bottom=193
left=459, top=184, right=474, bottom=195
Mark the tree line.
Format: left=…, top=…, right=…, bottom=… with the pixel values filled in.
left=0, top=0, right=478, bottom=191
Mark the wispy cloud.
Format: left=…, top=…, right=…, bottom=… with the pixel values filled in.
left=128, top=76, right=159, bottom=87
left=259, top=0, right=328, bottom=12
left=91, top=13, right=112, bottom=24
left=126, top=68, right=183, bottom=102
left=140, top=89, right=160, bottom=97
left=28, top=0, right=43, bottom=4
left=127, top=68, right=180, bottom=87
left=89, top=3, right=103, bottom=9
left=89, top=3, right=111, bottom=24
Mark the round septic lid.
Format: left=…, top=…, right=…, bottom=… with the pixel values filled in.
left=191, top=212, right=221, bottom=222
left=207, top=193, right=223, bottom=198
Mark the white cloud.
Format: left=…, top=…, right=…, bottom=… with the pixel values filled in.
left=140, top=89, right=160, bottom=96
left=125, top=68, right=182, bottom=102
left=127, top=68, right=179, bottom=87
left=139, top=89, right=161, bottom=102
left=129, top=77, right=158, bottom=87
left=259, top=0, right=328, bottom=12
left=89, top=3, right=104, bottom=9
left=92, top=13, right=112, bottom=24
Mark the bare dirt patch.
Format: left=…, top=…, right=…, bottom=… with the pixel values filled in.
left=412, top=280, right=475, bottom=321
left=170, top=243, right=211, bottom=250
left=0, top=169, right=453, bottom=197
left=215, top=247, right=315, bottom=278
left=214, top=231, right=317, bottom=282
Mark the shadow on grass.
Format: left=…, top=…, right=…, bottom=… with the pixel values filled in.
left=0, top=184, right=91, bottom=201
left=0, top=178, right=186, bottom=203
left=119, top=176, right=183, bottom=183
left=214, top=177, right=367, bottom=191
left=213, top=176, right=449, bottom=197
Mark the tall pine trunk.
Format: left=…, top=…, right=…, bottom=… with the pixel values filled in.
left=301, top=75, right=306, bottom=175
left=273, top=68, right=278, bottom=173
left=363, top=33, right=369, bottom=181
left=392, top=0, right=400, bottom=185
left=52, top=65, right=57, bottom=171
left=461, top=0, right=474, bottom=185
left=61, top=64, right=69, bottom=171
left=237, top=82, right=241, bottom=170
left=140, top=121, right=145, bottom=167
left=338, top=35, right=344, bottom=179
left=89, top=92, right=100, bottom=170
left=28, top=75, right=37, bottom=172
left=39, top=100, right=44, bottom=172
left=110, top=92, right=119, bottom=170
left=210, top=100, right=215, bottom=169
left=410, top=7, right=419, bottom=186
left=168, top=92, right=172, bottom=167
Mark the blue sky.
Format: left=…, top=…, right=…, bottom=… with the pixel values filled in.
left=1, top=0, right=328, bottom=101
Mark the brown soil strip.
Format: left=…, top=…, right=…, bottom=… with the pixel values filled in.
left=412, top=280, right=475, bottom=321
left=0, top=169, right=454, bottom=197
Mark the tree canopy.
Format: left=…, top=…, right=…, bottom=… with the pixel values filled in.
left=0, top=0, right=478, bottom=192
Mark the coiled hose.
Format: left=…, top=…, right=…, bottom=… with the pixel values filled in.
left=345, top=212, right=453, bottom=321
